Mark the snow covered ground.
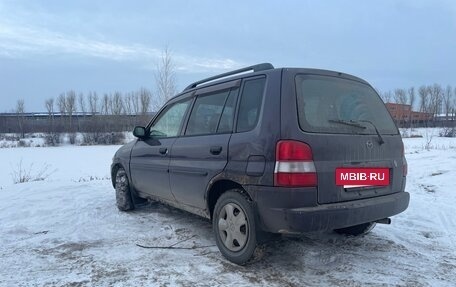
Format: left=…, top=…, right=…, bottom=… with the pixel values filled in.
left=0, top=131, right=455, bottom=286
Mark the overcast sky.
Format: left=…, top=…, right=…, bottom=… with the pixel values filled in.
left=1, top=0, right=455, bottom=112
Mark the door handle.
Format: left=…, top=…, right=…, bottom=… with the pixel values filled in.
left=159, top=147, right=168, bottom=155
left=210, top=146, right=222, bottom=155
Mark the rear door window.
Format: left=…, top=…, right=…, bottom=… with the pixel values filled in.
left=185, top=90, right=230, bottom=136
left=295, top=75, right=398, bottom=135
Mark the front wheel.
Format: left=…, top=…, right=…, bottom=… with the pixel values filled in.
left=334, top=222, right=376, bottom=236
left=213, top=190, right=258, bottom=265
left=115, top=167, right=135, bottom=211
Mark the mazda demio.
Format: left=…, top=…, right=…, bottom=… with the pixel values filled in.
left=111, top=63, right=409, bottom=264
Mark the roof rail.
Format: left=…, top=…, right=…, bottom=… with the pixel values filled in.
left=183, top=63, right=274, bottom=91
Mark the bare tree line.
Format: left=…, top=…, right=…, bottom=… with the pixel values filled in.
left=46, top=89, right=153, bottom=117
left=10, top=88, right=161, bottom=144
left=38, top=88, right=156, bottom=144
left=380, top=84, right=456, bottom=121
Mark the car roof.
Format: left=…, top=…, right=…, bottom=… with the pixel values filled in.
left=171, top=64, right=370, bottom=102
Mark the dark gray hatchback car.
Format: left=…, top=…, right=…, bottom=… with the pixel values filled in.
left=111, top=63, right=409, bottom=264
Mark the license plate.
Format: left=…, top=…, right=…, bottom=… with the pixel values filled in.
left=335, top=167, right=390, bottom=188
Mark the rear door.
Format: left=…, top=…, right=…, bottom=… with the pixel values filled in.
left=169, top=82, right=239, bottom=209
left=282, top=72, right=405, bottom=204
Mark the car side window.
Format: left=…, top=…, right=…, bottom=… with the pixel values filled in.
left=185, top=90, right=230, bottom=136
left=149, top=99, right=191, bottom=138
left=236, top=77, right=266, bottom=133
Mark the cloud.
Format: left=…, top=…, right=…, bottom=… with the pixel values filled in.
left=174, top=56, right=241, bottom=72
left=0, top=21, right=244, bottom=72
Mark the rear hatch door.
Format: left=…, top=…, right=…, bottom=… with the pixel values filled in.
left=284, top=71, right=405, bottom=204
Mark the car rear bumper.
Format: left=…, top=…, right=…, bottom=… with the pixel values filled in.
left=248, top=186, right=410, bottom=233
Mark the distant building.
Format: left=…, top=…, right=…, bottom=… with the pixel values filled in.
left=385, top=103, right=433, bottom=126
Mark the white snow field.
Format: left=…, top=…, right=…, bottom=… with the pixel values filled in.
left=0, top=132, right=455, bottom=286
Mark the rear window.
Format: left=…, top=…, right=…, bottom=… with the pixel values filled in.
left=295, top=75, right=398, bottom=135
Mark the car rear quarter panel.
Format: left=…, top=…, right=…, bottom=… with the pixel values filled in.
left=222, top=69, right=282, bottom=189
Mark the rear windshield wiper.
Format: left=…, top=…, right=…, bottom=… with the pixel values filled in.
left=328, top=119, right=367, bottom=130
left=357, top=120, right=385, bottom=145
left=328, top=119, right=385, bottom=145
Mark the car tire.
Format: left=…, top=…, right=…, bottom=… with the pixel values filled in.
left=334, top=222, right=376, bottom=236
left=115, top=167, right=135, bottom=211
left=213, top=190, right=258, bottom=265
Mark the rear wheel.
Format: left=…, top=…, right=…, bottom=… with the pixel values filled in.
left=334, top=222, right=376, bottom=236
left=213, top=190, right=257, bottom=265
left=115, top=167, right=135, bottom=211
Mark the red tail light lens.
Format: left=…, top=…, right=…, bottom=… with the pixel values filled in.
left=276, top=140, right=313, bottom=161
left=274, top=140, right=317, bottom=187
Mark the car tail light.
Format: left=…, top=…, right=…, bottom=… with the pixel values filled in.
left=274, top=140, right=317, bottom=187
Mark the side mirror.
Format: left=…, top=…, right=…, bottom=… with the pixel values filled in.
left=133, top=126, right=147, bottom=138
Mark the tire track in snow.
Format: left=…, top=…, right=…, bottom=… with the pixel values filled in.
left=438, top=210, right=456, bottom=249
